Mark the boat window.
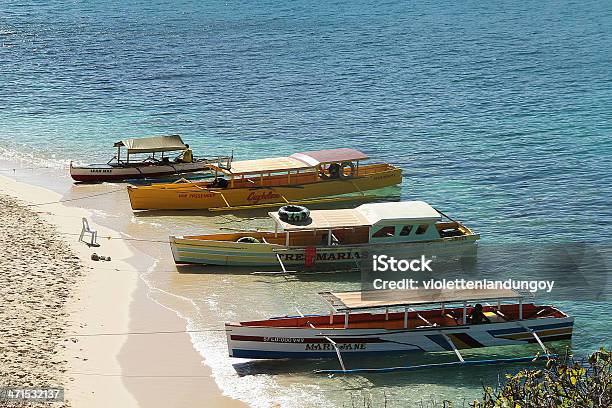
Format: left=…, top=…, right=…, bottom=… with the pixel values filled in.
left=372, top=226, right=395, bottom=238
left=399, top=225, right=413, bottom=236
left=416, top=224, right=429, bottom=235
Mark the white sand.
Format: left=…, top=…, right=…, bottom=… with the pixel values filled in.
left=0, top=175, right=245, bottom=408
left=0, top=194, right=82, bottom=388
left=0, top=175, right=138, bottom=407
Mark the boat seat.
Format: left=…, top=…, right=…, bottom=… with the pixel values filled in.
left=486, top=311, right=507, bottom=323
left=445, top=314, right=460, bottom=325
left=535, top=308, right=557, bottom=318
left=79, top=217, right=100, bottom=248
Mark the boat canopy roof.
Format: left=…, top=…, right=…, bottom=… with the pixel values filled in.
left=319, top=288, right=523, bottom=311
left=356, top=201, right=441, bottom=225
left=270, top=208, right=370, bottom=231
left=212, top=148, right=369, bottom=175
left=269, top=201, right=441, bottom=231
left=224, top=157, right=312, bottom=174
left=114, top=135, right=187, bottom=154
left=290, top=148, right=368, bottom=166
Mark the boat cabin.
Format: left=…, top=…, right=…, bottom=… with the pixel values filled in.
left=268, top=201, right=472, bottom=247
left=206, top=148, right=389, bottom=189
left=318, top=288, right=551, bottom=329
left=247, top=288, right=568, bottom=330
left=112, top=135, right=191, bottom=165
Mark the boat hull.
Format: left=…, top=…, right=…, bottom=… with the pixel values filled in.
left=170, top=235, right=479, bottom=266
left=128, top=167, right=402, bottom=210
left=225, top=317, right=573, bottom=359
left=70, top=161, right=210, bottom=182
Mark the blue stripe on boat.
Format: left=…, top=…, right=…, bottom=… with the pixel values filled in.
left=424, top=334, right=452, bottom=351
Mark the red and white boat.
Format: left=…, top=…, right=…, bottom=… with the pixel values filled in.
left=225, top=288, right=573, bottom=372
left=70, top=135, right=230, bottom=182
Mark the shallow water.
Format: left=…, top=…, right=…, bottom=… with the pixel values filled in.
left=1, top=1, right=611, bottom=406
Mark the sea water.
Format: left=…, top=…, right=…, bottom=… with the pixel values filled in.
left=1, top=1, right=611, bottom=406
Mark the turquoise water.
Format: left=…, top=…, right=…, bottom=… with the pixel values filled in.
left=2, top=0, right=612, bottom=241
left=1, top=1, right=611, bottom=407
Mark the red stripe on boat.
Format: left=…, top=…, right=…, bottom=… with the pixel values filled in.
left=230, top=335, right=387, bottom=343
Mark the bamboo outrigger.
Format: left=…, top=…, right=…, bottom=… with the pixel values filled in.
left=170, top=201, right=479, bottom=268
left=127, top=148, right=402, bottom=211
left=225, top=288, right=572, bottom=373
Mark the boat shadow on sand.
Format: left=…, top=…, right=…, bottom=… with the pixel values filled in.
left=231, top=342, right=572, bottom=387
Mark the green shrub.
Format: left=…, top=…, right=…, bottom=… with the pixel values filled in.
left=471, top=348, right=611, bottom=408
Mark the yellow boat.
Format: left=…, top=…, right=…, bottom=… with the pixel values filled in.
left=170, top=201, right=480, bottom=268
left=127, top=148, right=402, bottom=211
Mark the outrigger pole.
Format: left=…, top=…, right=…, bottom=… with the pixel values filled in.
left=441, top=332, right=464, bottom=363
left=250, top=249, right=297, bottom=275
left=208, top=194, right=377, bottom=212
left=316, top=327, right=556, bottom=375
left=323, top=337, right=346, bottom=371
left=315, top=354, right=558, bottom=374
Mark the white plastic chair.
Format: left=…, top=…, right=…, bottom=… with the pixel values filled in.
left=79, top=217, right=100, bottom=247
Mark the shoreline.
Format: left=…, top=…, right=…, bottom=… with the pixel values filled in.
left=0, top=173, right=246, bottom=407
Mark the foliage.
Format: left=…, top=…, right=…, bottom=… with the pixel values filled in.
left=471, top=348, right=612, bottom=408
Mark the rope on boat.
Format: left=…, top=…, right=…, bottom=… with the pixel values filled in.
left=55, top=230, right=170, bottom=244
left=67, top=372, right=216, bottom=378
left=0, top=166, right=53, bottom=171
left=10, top=327, right=226, bottom=340
left=24, top=188, right=125, bottom=207
left=68, top=328, right=225, bottom=337
left=433, top=207, right=458, bottom=223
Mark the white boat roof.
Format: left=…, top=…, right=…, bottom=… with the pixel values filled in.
left=355, top=201, right=441, bottom=224
left=213, top=148, right=369, bottom=175
left=290, top=148, right=368, bottom=166
left=224, top=157, right=312, bottom=174
left=269, top=201, right=440, bottom=231
left=115, top=135, right=186, bottom=154
left=319, top=288, right=523, bottom=311
left=270, top=208, right=370, bottom=231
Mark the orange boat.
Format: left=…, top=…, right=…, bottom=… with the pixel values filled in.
left=127, top=148, right=402, bottom=211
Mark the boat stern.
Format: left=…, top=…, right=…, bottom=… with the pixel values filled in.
left=225, top=323, right=240, bottom=358
left=169, top=233, right=280, bottom=266
left=169, top=235, right=184, bottom=264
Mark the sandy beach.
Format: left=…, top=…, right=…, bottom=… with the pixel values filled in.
left=0, top=194, right=82, bottom=390
left=0, top=174, right=246, bottom=408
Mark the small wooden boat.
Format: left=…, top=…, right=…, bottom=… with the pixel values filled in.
left=70, top=135, right=229, bottom=182
left=127, top=148, right=402, bottom=211
left=170, top=201, right=479, bottom=268
left=225, top=288, right=573, bottom=372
